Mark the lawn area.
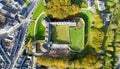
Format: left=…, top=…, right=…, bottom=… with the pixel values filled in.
left=32, top=0, right=45, bottom=20
left=27, top=22, right=35, bottom=38
left=51, top=25, right=69, bottom=44
left=27, top=14, right=46, bottom=40
left=27, top=0, right=46, bottom=40
left=80, top=10, right=93, bottom=45
left=35, top=14, right=46, bottom=40
left=70, top=27, right=84, bottom=50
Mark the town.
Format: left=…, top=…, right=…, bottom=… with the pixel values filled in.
left=0, top=0, right=120, bottom=69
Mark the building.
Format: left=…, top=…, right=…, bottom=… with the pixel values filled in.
left=0, top=15, right=6, bottom=28
left=86, top=0, right=94, bottom=7
left=35, top=19, right=76, bottom=57
left=0, top=0, right=18, bottom=19
left=20, top=1, right=35, bottom=18
left=98, top=0, right=106, bottom=11
left=101, top=13, right=111, bottom=26
left=14, top=0, right=24, bottom=6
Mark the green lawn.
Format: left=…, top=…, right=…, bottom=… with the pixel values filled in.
left=27, top=0, right=46, bottom=40
left=70, top=27, right=84, bottom=50
left=32, top=0, right=45, bottom=19
left=27, top=14, right=46, bottom=40
left=35, top=14, right=46, bottom=40
left=51, top=25, right=70, bottom=44
left=27, top=22, right=35, bottom=38
left=80, top=10, right=93, bottom=45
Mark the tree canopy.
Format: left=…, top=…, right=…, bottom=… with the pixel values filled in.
left=91, top=29, right=104, bottom=53
left=45, top=0, right=80, bottom=19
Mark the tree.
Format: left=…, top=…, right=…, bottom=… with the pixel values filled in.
left=93, top=14, right=103, bottom=29
left=91, top=29, right=104, bottom=53
left=27, top=38, right=33, bottom=54
left=74, top=60, right=80, bottom=68
left=45, top=0, right=80, bottom=19
left=107, top=31, right=114, bottom=43
left=80, top=53, right=98, bottom=69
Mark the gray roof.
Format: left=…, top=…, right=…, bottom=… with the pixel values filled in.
left=0, top=3, right=4, bottom=9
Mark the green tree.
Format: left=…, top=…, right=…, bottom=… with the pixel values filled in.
left=91, top=29, right=104, bottom=53
left=45, top=0, right=80, bottom=19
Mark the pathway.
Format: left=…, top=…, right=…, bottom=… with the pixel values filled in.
left=34, top=12, right=45, bottom=39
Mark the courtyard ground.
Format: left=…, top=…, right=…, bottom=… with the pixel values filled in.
left=70, top=27, right=84, bottom=51
left=51, top=25, right=70, bottom=44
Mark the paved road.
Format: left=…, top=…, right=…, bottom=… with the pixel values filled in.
left=8, top=0, right=40, bottom=69
left=8, top=23, right=28, bottom=69
left=0, top=44, right=11, bottom=64
left=20, top=56, right=26, bottom=67
left=10, top=29, right=22, bottom=57
left=0, top=39, right=11, bottom=64
left=2, top=0, right=37, bottom=36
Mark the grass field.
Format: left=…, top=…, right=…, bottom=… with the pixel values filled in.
left=27, top=0, right=46, bottom=40
left=27, top=22, right=35, bottom=38
left=80, top=10, right=93, bottom=45
left=27, top=14, right=46, bottom=40
left=51, top=25, right=69, bottom=43
left=70, top=27, right=84, bottom=50
left=32, top=0, right=45, bottom=19
left=35, top=14, right=46, bottom=40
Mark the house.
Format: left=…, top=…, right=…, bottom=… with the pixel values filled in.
left=34, top=19, right=77, bottom=57
left=2, top=3, right=18, bottom=14
left=14, top=0, right=24, bottom=6
left=0, top=15, right=6, bottom=28
left=0, top=2, right=18, bottom=19
left=98, top=0, right=106, bottom=11
left=86, top=0, right=94, bottom=7
left=0, top=2, right=4, bottom=9
left=101, top=13, right=111, bottom=26
left=20, top=2, right=35, bottom=18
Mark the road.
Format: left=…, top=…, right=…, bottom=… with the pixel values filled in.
left=7, top=0, right=40, bottom=69
left=8, top=23, right=28, bottom=69
left=20, top=56, right=27, bottom=67
left=1, top=0, right=38, bottom=36
left=0, top=39, right=11, bottom=64
left=10, top=29, right=22, bottom=57
left=0, top=44, right=11, bottom=64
